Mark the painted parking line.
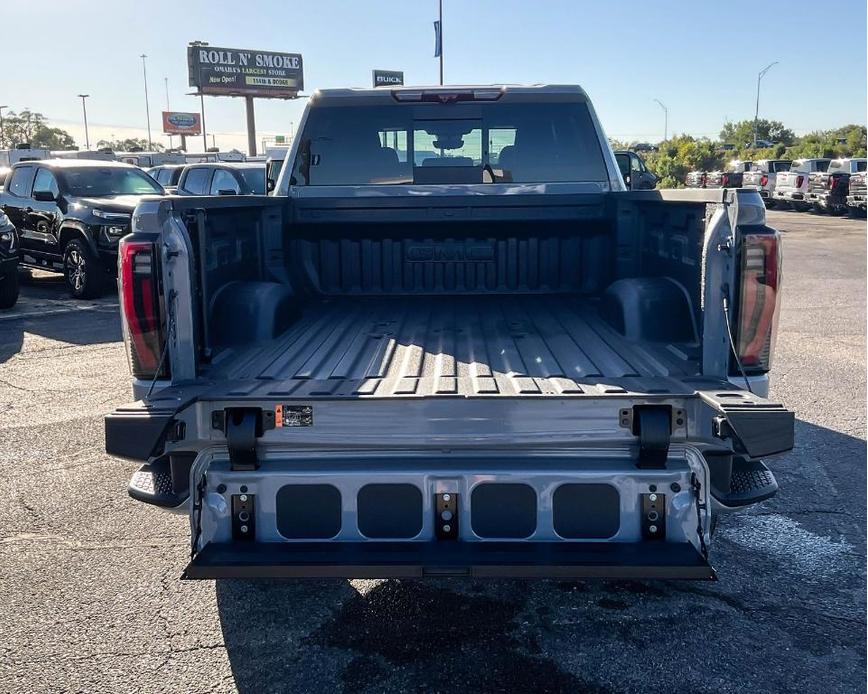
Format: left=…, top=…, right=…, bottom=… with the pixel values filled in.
left=0, top=303, right=119, bottom=321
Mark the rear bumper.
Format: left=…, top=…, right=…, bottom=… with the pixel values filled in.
left=847, top=194, right=866, bottom=208
left=104, top=401, right=176, bottom=461
left=776, top=189, right=804, bottom=201
left=183, top=540, right=716, bottom=580
left=744, top=185, right=771, bottom=199
left=807, top=192, right=845, bottom=207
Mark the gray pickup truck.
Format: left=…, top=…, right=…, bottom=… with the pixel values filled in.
left=105, top=85, right=793, bottom=580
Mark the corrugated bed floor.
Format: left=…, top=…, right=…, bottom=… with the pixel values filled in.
left=213, top=295, right=702, bottom=398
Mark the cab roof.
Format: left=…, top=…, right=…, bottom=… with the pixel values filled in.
left=309, top=84, right=591, bottom=106
left=15, top=159, right=137, bottom=169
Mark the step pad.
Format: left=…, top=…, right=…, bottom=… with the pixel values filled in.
left=128, top=458, right=189, bottom=508
left=719, top=459, right=778, bottom=507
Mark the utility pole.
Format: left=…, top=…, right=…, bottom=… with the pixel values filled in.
left=438, top=0, right=444, bottom=85
left=0, top=105, right=7, bottom=149
left=141, top=54, right=153, bottom=149
left=653, top=98, right=668, bottom=143
left=164, top=77, right=172, bottom=149
left=753, top=62, right=778, bottom=148
left=77, top=95, right=90, bottom=150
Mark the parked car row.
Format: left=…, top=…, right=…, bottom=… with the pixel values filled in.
left=686, top=157, right=867, bottom=215
left=0, top=144, right=253, bottom=169
left=0, top=155, right=278, bottom=306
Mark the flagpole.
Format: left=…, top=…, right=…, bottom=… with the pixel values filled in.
left=439, top=0, right=443, bottom=85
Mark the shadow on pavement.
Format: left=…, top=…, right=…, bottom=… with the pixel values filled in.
left=0, top=271, right=120, bottom=364
left=211, top=427, right=865, bottom=693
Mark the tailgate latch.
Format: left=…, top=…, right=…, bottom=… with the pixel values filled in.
left=212, top=408, right=276, bottom=470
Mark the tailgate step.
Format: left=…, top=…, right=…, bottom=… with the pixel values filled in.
left=128, top=455, right=192, bottom=508
left=183, top=541, right=716, bottom=580
left=715, top=459, right=778, bottom=507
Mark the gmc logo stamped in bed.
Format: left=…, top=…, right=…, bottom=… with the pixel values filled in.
left=405, top=242, right=496, bottom=263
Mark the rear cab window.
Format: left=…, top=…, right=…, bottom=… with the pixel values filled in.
left=290, top=99, right=607, bottom=186
left=614, top=153, right=630, bottom=178
left=6, top=165, right=36, bottom=197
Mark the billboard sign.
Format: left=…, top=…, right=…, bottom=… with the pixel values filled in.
left=162, top=111, right=202, bottom=135
left=373, top=69, right=404, bottom=87
left=188, top=45, right=303, bottom=98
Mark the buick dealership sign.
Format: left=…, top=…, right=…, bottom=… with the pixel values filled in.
left=162, top=111, right=201, bottom=135
left=373, top=69, right=404, bottom=87
left=188, top=45, right=304, bottom=98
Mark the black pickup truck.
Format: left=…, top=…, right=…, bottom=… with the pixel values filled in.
left=806, top=158, right=868, bottom=214
left=105, top=85, right=794, bottom=581
left=0, top=160, right=164, bottom=297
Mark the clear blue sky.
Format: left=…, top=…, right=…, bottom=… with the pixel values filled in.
left=3, top=0, right=866, bottom=150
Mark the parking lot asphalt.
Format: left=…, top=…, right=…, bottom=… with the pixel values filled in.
left=0, top=210, right=864, bottom=694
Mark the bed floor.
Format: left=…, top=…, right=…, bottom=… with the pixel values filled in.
left=211, top=295, right=704, bottom=399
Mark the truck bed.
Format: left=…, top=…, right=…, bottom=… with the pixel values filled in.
left=210, top=295, right=703, bottom=399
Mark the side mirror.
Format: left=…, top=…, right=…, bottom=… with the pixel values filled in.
left=217, top=189, right=238, bottom=196
left=266, top=178, right=276, bottom=192
left=33, top=190, right=56, bottom=202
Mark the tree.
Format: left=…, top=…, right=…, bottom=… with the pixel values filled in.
left=719, top=119, right=796, bottom=147
left=0, top=109, right=78, bottom=150
left=643, top=135, right=724, bottom=188
left=95, top=137, right=164, bottom=152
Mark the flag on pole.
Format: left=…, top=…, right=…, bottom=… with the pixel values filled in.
left=433, top=20, right=442, bottom=57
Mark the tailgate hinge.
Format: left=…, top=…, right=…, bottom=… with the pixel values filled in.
left=630, top=406, right=672, bottom=469
left=212, top=408, right=275, bottom=470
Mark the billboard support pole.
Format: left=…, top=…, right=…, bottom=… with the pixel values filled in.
left=245, top=96, right=256, bottom=157
left=200, top=93, right=207, bottom=152
left=180, top=134, right=187, bottom=151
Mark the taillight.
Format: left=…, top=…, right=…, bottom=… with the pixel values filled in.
left=734, top=232, right=782, bottom=374
left=760, top=174, right=768, bottom=187
left=828, top=176, right=837, bottom=190
left=119, top=238, right=169, bottom=380
left=722, top=174, right=730, bottom=187
left=796, top=175, right=804, bottom=188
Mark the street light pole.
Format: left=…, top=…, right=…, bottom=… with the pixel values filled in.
left=164, top=76, right=172, bottom=149
left=653, top=98, right=668, bottom=143
left=140, top=54, right=153, bottom=149
left=77, top=94, right=90, bottom=150
left=0, top=106, right=7, bottom=149
left=753, top=61, right=778, bottom=148
left=438, top=0, right=444, bottom=85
